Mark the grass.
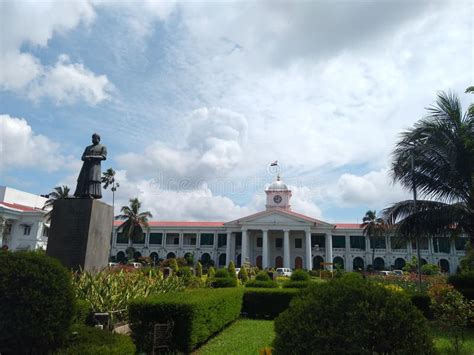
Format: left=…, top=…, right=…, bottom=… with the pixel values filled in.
left=432, top=326, right=474, bottom=355
left=194, top=319, right=274, bottom=355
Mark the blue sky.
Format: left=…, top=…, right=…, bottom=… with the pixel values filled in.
left=0, top=1, right=472, bottom=222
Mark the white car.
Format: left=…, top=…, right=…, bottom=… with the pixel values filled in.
left=276, top=268, right=292, bottom=277
left=235, top=268, right=241, bottom=276
left=130, top=262, right=142, bottom=269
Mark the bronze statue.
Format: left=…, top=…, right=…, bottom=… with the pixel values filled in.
left=74, top=133, right=107, bottom=199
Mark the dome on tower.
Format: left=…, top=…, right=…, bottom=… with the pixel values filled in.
left=266, top=175, right=289, bottom=191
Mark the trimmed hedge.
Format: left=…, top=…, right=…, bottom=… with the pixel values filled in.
left=283, top=280, right=312, bottom=288
left=0, top=251, right=75, bottom=354
left=129, top=288, right=243, bottom=353
left=245, top=280, right=278, bottom=288
left=242, top=288, right=299, bottom=319
left=290, top=269, right=310, bottom=281
left=55, top=324, right=136, bottom=355
left=210, top=277, right=237, bottom=288
left=448, top=272, right=474, bottom=300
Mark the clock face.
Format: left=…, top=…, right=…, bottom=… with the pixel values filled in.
left=273, top=195, right=282, bottom=204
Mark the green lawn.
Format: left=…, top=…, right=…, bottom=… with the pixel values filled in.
left=194, top=319, right=274, bottom=355
left=194, top=319, right=474, bottom=355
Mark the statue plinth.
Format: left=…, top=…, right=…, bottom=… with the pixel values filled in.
left=46, top=198, right=113, bottom=272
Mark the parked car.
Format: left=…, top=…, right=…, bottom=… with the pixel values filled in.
left=379, top=270, right=392, bottom=276
left=130, top=262, right=142, bottom=269
left=108, top=262, right=119, bottom=268
left=276, top=268, right=292, bottom=277
left=235, top=268, right=241, bottom=276
left=392, top=270, right=403, bottom=276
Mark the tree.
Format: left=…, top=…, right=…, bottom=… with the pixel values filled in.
left=115, top=198, right=152, bottom=255
left=42, top=186, right=71, bottom=222
left=362, top=210, right=387, bottom=270
left=102, top=168, right=119, bottom=245
left=383, top=90, right=474, bottom=246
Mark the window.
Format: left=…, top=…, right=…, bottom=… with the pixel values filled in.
left=116, top=233, right=128, bottom=244
left=132, top=232, right=145, bottom=244
left=455, top=238, right=468, bottom=251
left=411, top=238, right=428, bottom=250
left=149, top=233, right=163, bottom=245
left=257, top=237, right=262, bottom=248
left=311, top=234, right=325, bottom=248
left=235, top=233, right=242, bottom=247
left=218, top=233, right=227, bottom=247
left=200, top=233, right=214, bottom=246
left=370, top=236, right=386, bottom=249
left=276, top=238, right=283, bottom=248
left=350, top=235, right=366, bottom=250
left=42, top=226, right=50, bottom=237
left=295, top=238, right=302, bottom=248
left=390, top=237, right=406, bottom=249
left=166, top=233, right=180, bottom=245
left=433, top=237, right=450, bottom=253
left=23, top=225, right=31, bottom=236
left=174, top=237, right=180, bottom=245
left=4, top=223, right=12, bottom=235
left=332, top=235, right=345, bottom=248
left=184, top=233, right=197, bottom=245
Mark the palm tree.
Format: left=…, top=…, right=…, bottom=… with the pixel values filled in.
left=42, top=185, right=71, bottom=222
left=102, top=168, right=119, bottom=239
left=362, top=210, right=387, bottom=271
left=115, top=198, right=152, bottom=261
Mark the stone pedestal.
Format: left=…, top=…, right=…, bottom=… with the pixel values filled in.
left=46, top=198, right=113, bottom=272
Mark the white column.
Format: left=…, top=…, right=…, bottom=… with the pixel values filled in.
left=283, top=229, right=290, bottom=268
left=179, top=232, right=183, bottom=249
left=262, top=229, right=269, bottom=269
left=226, top=231, right=232, bottom=265
left=145, top=232, right=150, bottom=248
left=325, top=233, right=333, bottom=271
left=162, top=231, right=166, bottom=248
left=345, top=234, right=351, bottom=271
left=305, top=229, right=312, bottom=270
left=241, top=229, right=248, bottom=265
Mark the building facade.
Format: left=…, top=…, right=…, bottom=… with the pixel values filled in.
left=0, top=186, right=49, bottom=251
left=111, top=177, right=467, bottom=274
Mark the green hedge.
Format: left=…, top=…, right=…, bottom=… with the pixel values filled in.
left=410, top=293, right=433, bottom=320
left=0, top=251, right=75, bottom=354
left=210, top=277, right=237, bottom=288
left=282, top=280, right=312, bottom=288
left=245, top=280, right=278, bottom=288
left=55, top=324, right=135, bottom=355
left=129, top=288, right=243, bottom=353
left=448, top=272, right=474, bottom=300
left=242, top=288, right=299, bottom=319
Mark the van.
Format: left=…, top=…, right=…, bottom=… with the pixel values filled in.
left=276, top=268, right=292, bottom=277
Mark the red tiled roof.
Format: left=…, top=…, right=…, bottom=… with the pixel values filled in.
left=334, top=223, right=363, bottom=229
left=0, top=202, right=43, bottom=212
left=114, top=221, right=224, bottom=228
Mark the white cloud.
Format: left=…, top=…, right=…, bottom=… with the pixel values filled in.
left=0, top=1, right=113, bottom=105
left=0, top=114, right=66, bottom=171
left=117, top=107, right=248, bottom=186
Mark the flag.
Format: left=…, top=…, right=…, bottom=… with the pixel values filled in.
left=270, top=160, right=278, bottom=166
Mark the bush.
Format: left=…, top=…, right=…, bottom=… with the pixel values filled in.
left=290, top=269, right=310, bottom=281
left=73, top=299, right=92, bottom=325
left=256, top=271, right=271, bottom=281
left=129, top=288, right=243, bottom=353
left=421, top=263, right=440, bottom=275
left=215, top=268, right=230, bottom=278
left=410, top=293, right=433, bottom=320
left=195, top=262, right=202, bottom=277
left=228, top=261, right=237, bottom=278
left=55, top=324, right=136, bottom=355
left=282, top=280, right=312, bottom=288
left=238, top=267, right=249, bottom=282
left=242, top=288, right=299, bottom=319
left=273, top=277, right=434, bottom=354
left=207, top=266, right=216, bottom=278
left=448, top=272, right=474, bottom=300
left=210, top=277, right=238, bottom=288
left=245, top=280, right=278, bottom=288
left=0, top=251, right=75, bottom=354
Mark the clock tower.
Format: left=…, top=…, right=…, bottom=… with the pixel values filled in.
left=265, top=175, right=292, bottom=210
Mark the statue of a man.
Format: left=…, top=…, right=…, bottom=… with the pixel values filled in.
left=74, top=133, right=107, bottom=199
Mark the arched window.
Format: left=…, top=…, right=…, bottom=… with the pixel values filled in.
left=116, top=251, right=125, bottom=263
left=394, top=258, right=405, bottom=270
left=333, top=256, right=344, bottom=269
left=201, top=253, right=212, bottom=265
left=420, top=258, right=427, bottom=266
left=295, top=256, right=303, bottom=269
left=439, top=259, right=450, bottom=273
left=374, top=257, right=385, bottom=271
left=236, top=254, right=242, bottom=267
left=150, top=252, right=159, bottom=262
left=219, top=253, right=226, bottom=266
left=166, top=252, right=176, bottom=259
left=275, top=256, right=283, bottom=268
left=133, top=251, right=142, bottom=261
left=353, top=257, right=364, bottom=271
left=256, top=255, right=262, bottom=269
left=313, top=256, right=324, bottom=270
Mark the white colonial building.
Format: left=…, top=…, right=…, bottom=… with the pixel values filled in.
left=0, top=186, right=49, bottom=251
left=111, top=176, right=467, bottom=274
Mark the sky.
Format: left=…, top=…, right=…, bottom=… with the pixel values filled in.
left=0, top=0, right=472, bottom=223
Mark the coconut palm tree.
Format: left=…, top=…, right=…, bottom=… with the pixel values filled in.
left=383, top=89, right=474, bottom=248
left=102, top=168, right=119, bottom=238
left=362, top=210, right=387, bottom=271
left=42, top=185, right=71, bottom=222
left=115, top=198, right=152, bottom=261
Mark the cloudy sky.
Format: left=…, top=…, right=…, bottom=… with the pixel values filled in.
left=0, top=0, right=472, bottom=223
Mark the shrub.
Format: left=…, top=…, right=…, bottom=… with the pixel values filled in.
left=73, top=299, right=92, bottom=325
left=245, top=280, right=278, bottom=288
left=410, top=293, right=433, bottom=320
left=290, top=269, right=310, bottom=281
left=421, top=263, right=440, bottom=275
left=169, top=258, right=179, bottom=272
left=273, top=278, right=434, bottom=354
left=0, top=251, right=75, bottom=354
left=256, top=271, right=271, bottom=281
left=242, top=288, right=299, bottom=319
left=55, top=324, right=135, bottom=354
left=448, top=271, right=474, bottom=300
left=228, top=261, right=237, bottom=278
left=309, top=270, right=319, bottom=277
left=282, top=280, right=312, bottom=288
left=129, top=288, right=243, bottom=353
left=210, top=277, right=238, bottom=288
left=207, top=266, right=216, bottom=278
left=195, top=262, right=202, bottom=277
left=238, top=267, right=249, bottom=282
left=215, top=268, right=230, bottom=278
